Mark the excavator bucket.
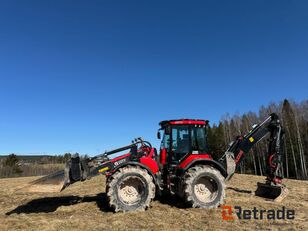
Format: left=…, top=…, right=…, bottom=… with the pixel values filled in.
left=255, top=182, right=289, bottom=202
left=23, top=167, right=71, bottom=193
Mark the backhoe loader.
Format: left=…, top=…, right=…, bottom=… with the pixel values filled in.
left=25, top=113, right=288, bottom=212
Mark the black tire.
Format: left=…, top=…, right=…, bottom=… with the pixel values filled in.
left=183, top=165, right=225, bottom=208
left=106, top=166, right=155, bottom=212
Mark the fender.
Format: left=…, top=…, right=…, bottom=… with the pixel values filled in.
left=181, top=159, right=228, bottom=178
left=110, top=161, right=160, bottom=188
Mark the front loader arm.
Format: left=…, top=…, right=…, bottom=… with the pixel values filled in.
left=26, top=138, right=152, bottom=192
left=63, top=138, right=151, bottom=189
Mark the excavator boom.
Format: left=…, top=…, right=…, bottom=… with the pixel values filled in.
left=221, top=113, right=288, bottom=201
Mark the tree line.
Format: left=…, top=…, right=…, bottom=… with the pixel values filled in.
left=208, top=99, right=308, bottom=180
left=0, top=153, right=73, bottom=178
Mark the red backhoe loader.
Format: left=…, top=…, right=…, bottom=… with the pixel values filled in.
left=26, top=113, right=288, bottom=212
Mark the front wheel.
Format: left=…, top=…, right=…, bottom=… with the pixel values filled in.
left=183, top=165, right=225, bottom=208
left=106, top=166, right=155, bottom=212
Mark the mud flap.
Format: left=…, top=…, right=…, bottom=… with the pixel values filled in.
left=255, top=182, right=289, bottom=202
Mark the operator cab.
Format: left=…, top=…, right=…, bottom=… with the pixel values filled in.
left=158, top=119, right=209, bottom=165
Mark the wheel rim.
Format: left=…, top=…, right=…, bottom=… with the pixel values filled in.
left=118, top=176, right=145, bottom=205
left=194, top=176, right=218, bottom=203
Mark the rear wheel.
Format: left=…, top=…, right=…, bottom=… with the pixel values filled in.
left=106, top=166, right=155, bottom=212
left=183, top=165, right=225, bottom=208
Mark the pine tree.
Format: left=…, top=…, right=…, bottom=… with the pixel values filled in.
left=4, top=154, right=23, bottom=176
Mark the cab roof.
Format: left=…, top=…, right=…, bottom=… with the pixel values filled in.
left=159, top=119, right=209, bottom=127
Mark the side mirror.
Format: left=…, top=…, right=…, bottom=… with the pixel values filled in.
left=157, top=131, right=161, bottom=139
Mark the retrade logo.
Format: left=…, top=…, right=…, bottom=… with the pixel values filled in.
left=221, top=205, right=295, bottom=221
left=222, top=205, right=234, bottom=221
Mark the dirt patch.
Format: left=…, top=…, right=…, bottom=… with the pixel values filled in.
left=0, top=174, right=307, bottom=230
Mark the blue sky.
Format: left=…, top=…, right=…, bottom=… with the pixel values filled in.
left=0, top=0, right=307, bottom=155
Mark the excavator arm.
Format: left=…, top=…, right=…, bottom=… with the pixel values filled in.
left=220, top=113, right=288, bottom=201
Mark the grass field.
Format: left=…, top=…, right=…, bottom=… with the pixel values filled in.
left=0, top=174, right=307, bottom=230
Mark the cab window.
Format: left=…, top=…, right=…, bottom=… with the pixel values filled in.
left=171, top=126, right=190, bottom=154
left=191, top=127, right=208, bottom=153
left=161, top=130, right=170, bottom=150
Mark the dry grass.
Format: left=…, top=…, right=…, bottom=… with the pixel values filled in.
left=0, top=174, right=307, bottom=231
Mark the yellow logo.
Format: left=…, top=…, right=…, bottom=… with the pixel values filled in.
left=249, top=137, right=254, bottom=142
left=98, top=167, right=109, bottom=173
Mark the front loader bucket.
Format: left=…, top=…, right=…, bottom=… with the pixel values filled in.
left=22, top=155, right=91, bottom=193
left=22, top=165, right=71, bottom=193
left=255, top=182, right=288, bottom=202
